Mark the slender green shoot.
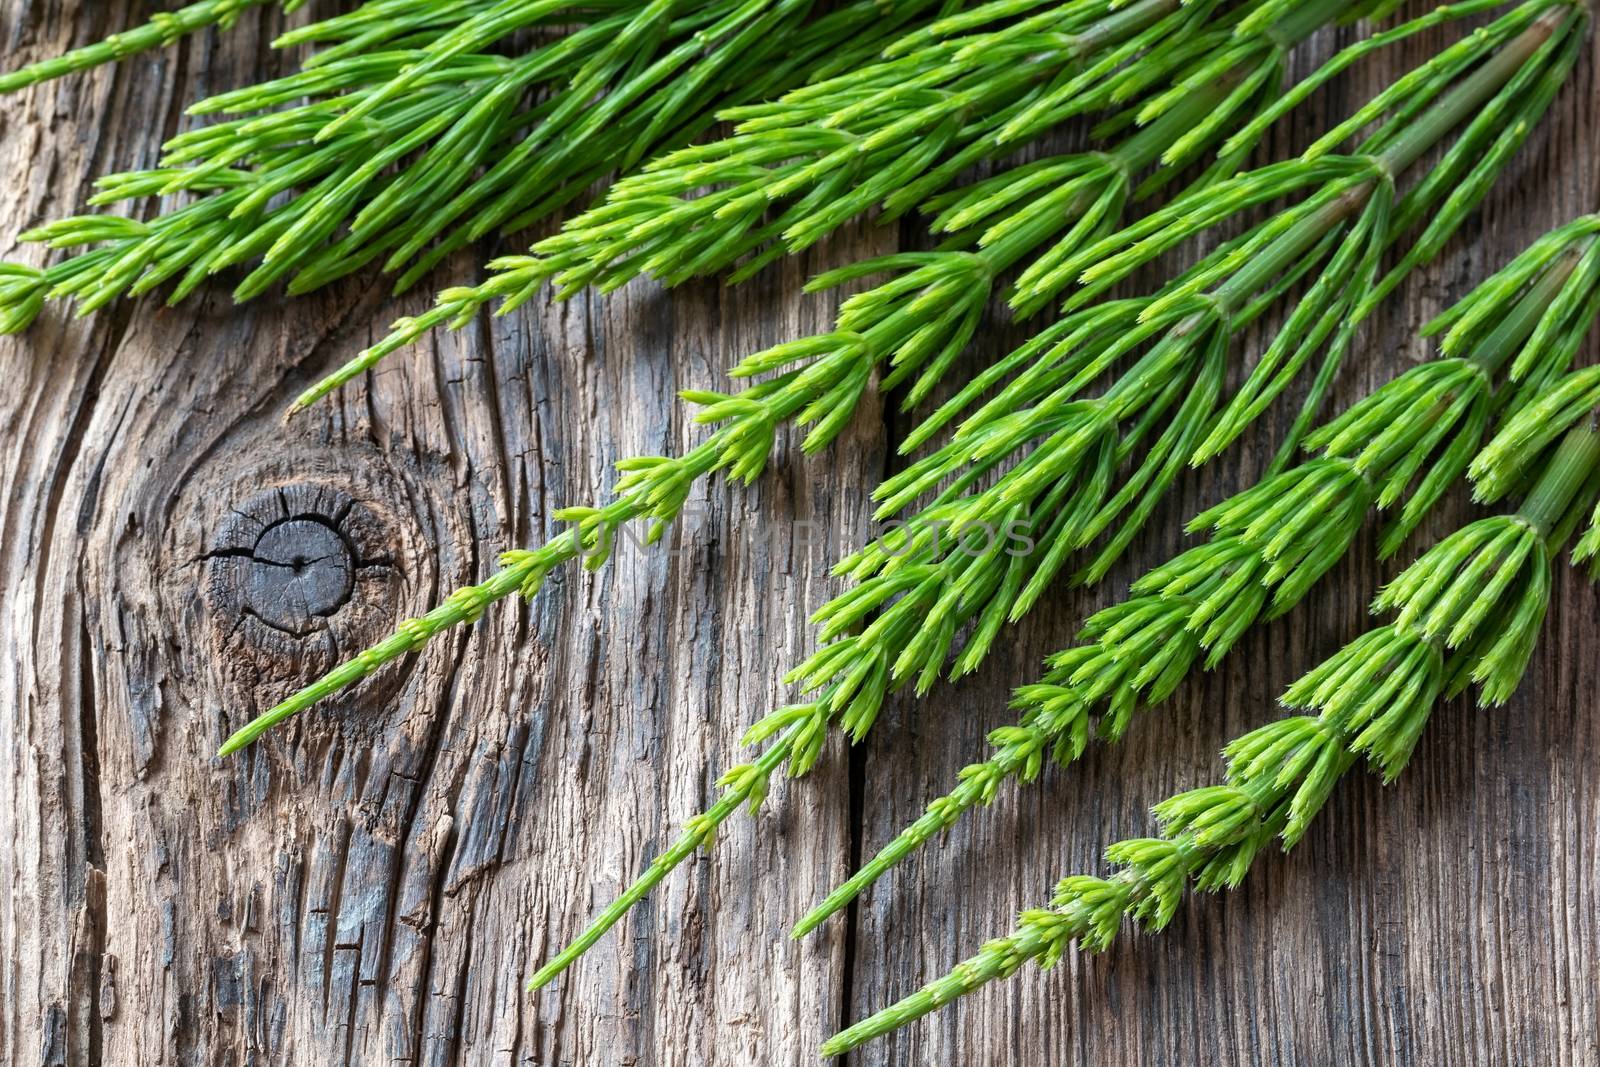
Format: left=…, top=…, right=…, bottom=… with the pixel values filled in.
left=0, top=0, right=291, bottom=94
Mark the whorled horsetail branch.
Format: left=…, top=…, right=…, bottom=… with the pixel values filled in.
left=295, top=0, right=1533, bottom=416
left=0, top=0, right=286, bottom=94
left=822, top=397, right=1600, bottom=1056
left=493, top=0, right=1493, bottom=306
left=286, top=0, right=1282, bottom=410
left=1473, top=361, right=1600, bottom=567
left=520, top=0, right=1585, bottom=991
left=216, top=0, right=1393, bottom=751
left=0, top=0, right=949, bottom=331
left=520, top=0, right=1212, bottom=290
left=796, top=0, right=1580, bottom=736
left=790, top=0, right=1582, bottom=697
left=515, top=0, right=1504, bottom=302
left=286, top=0, right=1454, bottom=413
left=792, top=213, right=1600, bottom=938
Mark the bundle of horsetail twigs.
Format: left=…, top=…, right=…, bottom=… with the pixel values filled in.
left=0, top=0, right=957, bottom=330
left=181, top=0, right=1592, bottom=1010
left=293, top=0, right=1289, bottom=407
left=4, top=0, right=1595, bottom=1060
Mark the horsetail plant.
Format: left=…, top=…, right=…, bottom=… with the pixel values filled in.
left=488, top=0, right=1487, bottom=308
left=288, top=0, right=1307, bottom=409
left=0, top=0, right=285, bottom=94
left=501, top=0, right=1216, bottom=289
left=216, top=0, right=1392, bottom=751
left=0, top=0, right=954, bottom=329
left=520, top=1, right=1586, bottom=989
left=823, top=387, right=1600, bottom=1056
left=792, top=213, right=1600, bottom=938
left=297, top=0, right=1535, bottom=410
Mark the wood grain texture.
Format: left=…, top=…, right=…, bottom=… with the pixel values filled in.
left=0, top=4, right=1595, bottom=1065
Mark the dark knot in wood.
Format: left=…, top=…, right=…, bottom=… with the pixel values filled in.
left=206, top=485, right=385, bottom=641
left=239, top=517, right=354, bottom=634
left=198, top=480, right=416, bottom=726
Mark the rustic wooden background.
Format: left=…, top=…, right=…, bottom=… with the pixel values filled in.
left=2, top=3, right=1597, bottom=1065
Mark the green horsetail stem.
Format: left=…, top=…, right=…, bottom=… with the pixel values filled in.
left=285, top=0, right=1225, bottom=413
left=0, top=0, right=289, bottom=93
left=822, top=412, right=1600, bottom=1055
left=790, top=220, right=1600, bottom=939
left=1, top=0, right=959, bottom=332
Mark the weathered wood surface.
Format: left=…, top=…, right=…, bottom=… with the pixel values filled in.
left=1, top=4, right=1597, bottom=1065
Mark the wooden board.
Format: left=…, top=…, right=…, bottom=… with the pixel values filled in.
left=0, top=4, right=1595, bottom=1064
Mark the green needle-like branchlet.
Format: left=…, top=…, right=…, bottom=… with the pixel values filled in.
left=773, top=2, right=1582, bottom=725
left=1475, top=361, right=1600, bottom=562
left=0, top=0, right=948, bottom=332
left=317, top=0, right=1533, bottom=416
left=823, top=409, right=1600, bottom=1056
left=793, top=214, right=1600, bottom=938
left=292, top=0, right=1522, bottom=411
left=290, top=0, right=1314, bottom=415
left=796, top=0, right=1577, bottom=709
left=0, top=0, right=290, bottom=94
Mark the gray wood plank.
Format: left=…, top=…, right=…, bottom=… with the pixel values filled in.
left=0, top=3, right=1595, bottom=1066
